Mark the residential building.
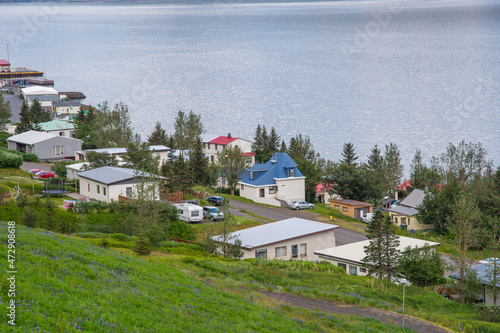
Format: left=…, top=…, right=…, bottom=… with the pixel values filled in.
left=316, top=183, right=339, bottom=204
left=76, top=166, right=165, bottom=203
left=213, top=217, right=339, bottom=260
left=66, top=162, right=88, bottom=180
left=448, top=261, right=500, bottom=305
left=329, top=198, right=373, bottom=220
left=75, top=145, right=171, bottom=165
left=7, top=130, right=82, bottom=162
left=203, top=133, right=255, bottom=167
left=52, top=100, right=81, bottom=120
left=315, top=236, right=440, bottom=276
left=20, top=86, right=59, bottom=108
left=239, top=152, right=305, bottom=207
left=389, top=189, right=434, bottom=231
left=39, top=120, right=75, bottom=138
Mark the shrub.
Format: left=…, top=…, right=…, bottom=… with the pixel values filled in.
left=0, top=150, right=23, bottom=168
left=146, top=224, right=166, bottom=246
left=20, top=206, right=38, bottom=228
left=166, top=219, right=195, bottom=241
left=109, top=233, right=131, bottom=242
left=23, top=153, right=39, bottom=162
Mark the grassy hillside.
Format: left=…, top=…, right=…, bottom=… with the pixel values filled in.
left=1, top=222, right=414, bottom=332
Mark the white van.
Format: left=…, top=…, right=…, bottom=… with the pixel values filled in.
left=174, top=203, right=204, bottom=223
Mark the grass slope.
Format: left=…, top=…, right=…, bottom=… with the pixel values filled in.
left=0, top=222, right=318, bottom=332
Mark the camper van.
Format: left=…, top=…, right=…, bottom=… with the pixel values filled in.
left=174, top=203, right=204, bottom=223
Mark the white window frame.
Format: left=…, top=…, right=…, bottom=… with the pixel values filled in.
left=299, top=243, right=307, bottom=257
left=52, top=146, right=64, bottom=156
left=288, top=169, right=294, bottom=177
left=269, top=186, right=276, bottom=194
left=275, top=246, right=287, bottom=258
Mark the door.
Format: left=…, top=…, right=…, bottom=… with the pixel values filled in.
left=291, top=245, right=298, bottom=259
left=259, top=189, right=265, bottom=197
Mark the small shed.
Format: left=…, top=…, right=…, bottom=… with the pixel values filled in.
left=329, top=198, right=373, bottom=219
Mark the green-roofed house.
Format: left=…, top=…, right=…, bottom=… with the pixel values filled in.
left=39, top=119, right=75, bottom=138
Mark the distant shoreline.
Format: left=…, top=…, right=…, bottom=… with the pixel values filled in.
left=0, top=0, right=356, bottom=5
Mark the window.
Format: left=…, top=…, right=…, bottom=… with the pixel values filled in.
left=210, top=156, right=214, bottom=163
left=207, top=143, right=210, bottom=149
left=401, top=217, right=407, bottom=226
left=394, top=217, right=399, bottom=224
left=59, top=131, right=65, bottom=136
left=288, top=169, right=294, bottom=177
left=250, top=171, right=253, bottom=180
left=221, top=177, right=226, bottom=186
left=338, top=263, right=347, bottom=272
left=300, top=244, right=307, bottom=257
left=342, top=207, right=348, bottom=212
left=215, top=144, right=218, bottom=150
left=97, top=185, right=100, bottom=194
left=126, top=187, right=132, bottom=198
left=103, top=187, right=106, bottom=196
left=275, top=246, right=287, bottom=258
left=52, top=146, right=64, bottom=156
left=269, top=186, right=276, bottom=194
left=178, top=209, right=184, bottom=214
left=255, top=249, right=267, bottom=259
left=291, top=245, right=298, bottom=258
left=360, top=268, right=367, bottom=273
left=334, top=205, right=340, bottom=209
left=192, top=211, right=200, bottom=217
left=349, top=266, right=358, bottom=275
left=241, top=184, right=244, bottom=190
left=88, top=184, right=90, bottom=192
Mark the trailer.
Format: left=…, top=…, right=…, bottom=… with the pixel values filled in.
left=174, top=203, right=204, bottom=223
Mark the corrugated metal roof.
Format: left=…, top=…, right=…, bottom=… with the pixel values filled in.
left=239, top=152, right=304, bottom=186
left=315, top=236, right=440, bottom=265
left=77, top=166, right=165, bottom=185
left=39, top=120, right=75, bottom=131
left=7, top=130, right=58, bottom=145
left=330, top=198, right=373, bottom=207
left=21, top=86, right=58, bottom=95
left=448, top=263, right=500, bottom=286
left=52, top=101, right=81, bottom=107
left=213, top=218, right=339, bottom=249
left=400, top=189, right=425, bottom=208
left=84, top=145, right=169, bottom=155
left=389, top=205, right=419, bottom=216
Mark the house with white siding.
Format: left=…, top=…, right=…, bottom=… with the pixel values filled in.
left=239, top=152, right=305, bottom=207
left=213, top=218, right=339, bottom=260
left=76, top=166, right=166, bottom=203
left=203, top=133, right=255, bottom=167
left=75, top=145, right=170, bottom=165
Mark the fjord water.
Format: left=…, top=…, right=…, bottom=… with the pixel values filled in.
left=1, top=0, right=499, bottom=166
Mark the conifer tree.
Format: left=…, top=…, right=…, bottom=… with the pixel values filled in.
left=0, top=93, right=12, bottom=131
left=15, top=101, right=35, bottom=134
left=191, top=136, right=208, bottom=185
left=134, top=225, right=152, bottom=256
left=30, top=99, right=51, bottom=124
left=147, top=121, right=169, bottom=146
left=20, top=206, right=38, bottom=228
left=43, top=198, right=59, bottom=232
left=341, top=142, right=358, bottom=167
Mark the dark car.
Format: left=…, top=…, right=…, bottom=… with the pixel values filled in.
left=206, top=196, right=224, bottom=206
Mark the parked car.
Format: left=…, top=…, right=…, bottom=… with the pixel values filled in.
left=203, top=206, right=224, bottom=221
left=206, top=196, right=224, bottom=206
left=289, top=201, right=315, bottom=210
left=28, top=169, right=42, bottom=174
left=37, top=171, right=55, bottom=179
left=361, top=213, right=374, bottom=224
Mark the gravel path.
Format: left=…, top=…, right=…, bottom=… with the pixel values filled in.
left=257, top=290, right=452, bottom=333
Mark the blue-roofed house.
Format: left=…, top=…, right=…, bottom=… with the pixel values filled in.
left=77, top=166, right=166, bottom=203
left=238, top=152, right=305, bottom=207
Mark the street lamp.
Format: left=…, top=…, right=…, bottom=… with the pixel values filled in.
left=400, top=278, right=408, bottom=329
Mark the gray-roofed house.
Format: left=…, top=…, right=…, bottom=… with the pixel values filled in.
left=7, top=130, right=82, bottom=162
left=212, top=217, right=339, bottom=260
left=75, top=145, right=171, bottom=165
left=448, top=261, right=500, bottom=305
left=52, top=100, right=81, bottom=120
left=315, top=236, right=440, bottom=276
left=39, top=120, right=75, bottom=138
left=77, top=166, right=166, bottom=203
left=388, top=189, right=434, bottom=231
left=238, top=152, right=306, bottom=207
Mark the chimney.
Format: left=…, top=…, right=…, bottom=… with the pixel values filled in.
left=227, top=133, right=231, bottom=138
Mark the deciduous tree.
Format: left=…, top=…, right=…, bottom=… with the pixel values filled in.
left=218, top=146, right=246, bottom=195
left=0, top=93, right=12, bottom=131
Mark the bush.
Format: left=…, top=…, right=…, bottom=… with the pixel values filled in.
left=109, top=233, right=131, bottom=242
left=0, top=150, right=23, bottom=168
left=166, top=219, right=195, bottom=241
left=23, top=153, right=39, bottom=162
left=146, top=224, right=166, bottom=246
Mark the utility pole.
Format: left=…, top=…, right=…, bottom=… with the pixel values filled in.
left=6, top=44, right=10, bottom=63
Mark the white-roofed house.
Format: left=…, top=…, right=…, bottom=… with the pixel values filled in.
left=20, top=86, right=59, bottom=108
left=212, top=218, right=339, bottom=260
left=315, top=236, right=440, bottom=276
left=75, top=145, right=171, bottom=165
left=7, top=130, right=82, bottom=162
left=65, top=162, right=88, bottom=180
left=76, top=166, right=166, bottom=203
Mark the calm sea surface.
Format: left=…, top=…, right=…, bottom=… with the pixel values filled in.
left=1, top=0, right=499, bottom=169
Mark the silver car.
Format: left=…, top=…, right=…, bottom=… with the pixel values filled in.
left=203, top=206, right=224, bottom=221
left=289, top=201, right=315, bottom=210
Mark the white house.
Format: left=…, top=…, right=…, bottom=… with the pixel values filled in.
left=39, top=119, right=75, bottom=138
left=315, top=236, right=440, bottom=276
left=203, top=133, right=255, bottom=167
left=213, top=217, right=339, bottom=260
left=238, top=152, right=306, bottom=207
left=21, top=86, right=59, bottom=107
left=76, top=166, right=165, bottom=203
left=7, top=130, right=82, bottom=162
left=75, top=145, right=170, bottom=165
left=449, top=261, right=500, bottom=306
left=52, top=100, right=81, bottom=120
left=66, top=162, right=88, bottom=180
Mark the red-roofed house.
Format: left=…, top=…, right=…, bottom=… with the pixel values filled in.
left=316, top=183, right=339, bottom=203
left=204, top=133, right=255, bottom=168
left=0, top=59, right=11, bottom=72
left=394, top=180, right=443, bottom=200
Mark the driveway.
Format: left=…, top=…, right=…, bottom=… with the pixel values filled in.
left=227, top=198, right=366, bottom=246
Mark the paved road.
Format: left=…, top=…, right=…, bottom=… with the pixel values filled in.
left=227, top=198, right=366, bottom=246
left=1, top=91, right=23, bottom=122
